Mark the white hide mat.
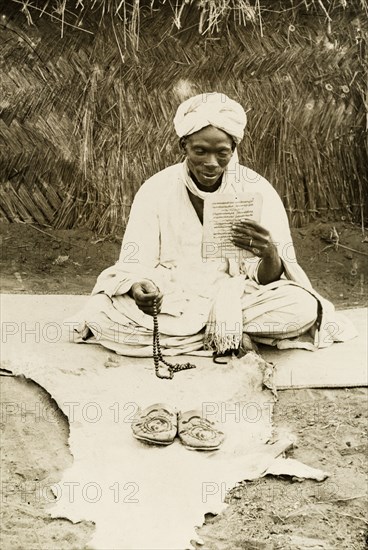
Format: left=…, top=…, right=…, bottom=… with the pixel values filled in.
left=0, top=294, right=344, bottom=549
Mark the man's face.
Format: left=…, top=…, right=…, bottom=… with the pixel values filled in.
left=184, top=126, right=234, bottom=190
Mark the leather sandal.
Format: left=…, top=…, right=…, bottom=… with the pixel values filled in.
left=131, top=403, right=178, bottom=445
left=178, top=410, right=225, bottom=451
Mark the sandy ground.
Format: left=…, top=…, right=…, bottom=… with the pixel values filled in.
left=1, top=219, right=367, bottom=549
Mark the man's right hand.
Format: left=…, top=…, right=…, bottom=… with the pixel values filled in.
left=128, top=280, right=163, bottom=316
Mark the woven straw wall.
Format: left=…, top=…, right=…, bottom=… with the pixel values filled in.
left=0, top=3, right=367, bottom=234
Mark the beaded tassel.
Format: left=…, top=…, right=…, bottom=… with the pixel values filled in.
left=153, top=299, right=196, bottom=379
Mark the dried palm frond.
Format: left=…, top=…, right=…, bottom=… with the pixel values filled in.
left=8, top=0, right=368, bottom=41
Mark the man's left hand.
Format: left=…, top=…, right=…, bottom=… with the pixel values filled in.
left=232, top=220, right=277, bottom=259
left=231, top=220, right=283, bottom=284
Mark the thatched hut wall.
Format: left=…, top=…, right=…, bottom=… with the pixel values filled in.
left=1, top=2, right=367, bottom=235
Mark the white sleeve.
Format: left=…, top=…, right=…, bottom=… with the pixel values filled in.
left=91, top=180, right=170, bottom=297
left=242, top=180, right=311, bottom=287
left=117, top=181, right=160, bottom=272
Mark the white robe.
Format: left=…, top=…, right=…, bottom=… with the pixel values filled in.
left=73, top=162, right=357, bottom=355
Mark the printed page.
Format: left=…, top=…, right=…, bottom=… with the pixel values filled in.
left=202, top=192, right=263, bottom=260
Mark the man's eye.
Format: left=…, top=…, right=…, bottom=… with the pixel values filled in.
left=194, top=150, right=205, bottom=155
left=218, top=151, right=231, bottom=157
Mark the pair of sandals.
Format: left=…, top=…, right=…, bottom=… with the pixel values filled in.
left=131, top=403, right=225, bottom=451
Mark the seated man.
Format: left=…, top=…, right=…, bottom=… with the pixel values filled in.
left=74, top=93, right=355, bottom=363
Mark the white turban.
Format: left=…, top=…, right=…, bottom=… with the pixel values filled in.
left=173, top=92, right=247, bottom=144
